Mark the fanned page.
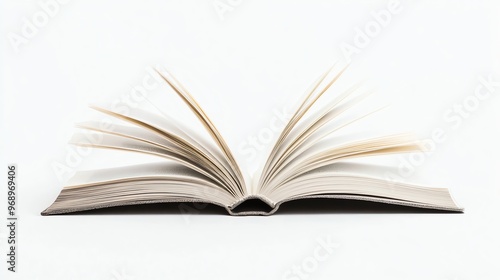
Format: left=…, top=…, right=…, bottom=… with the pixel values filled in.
left=251, top=66, right=462, bottom=214
left=43, top=66, right=463, bottom=216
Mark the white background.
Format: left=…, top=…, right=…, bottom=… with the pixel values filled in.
left=1, top=0, right=500, bottom=279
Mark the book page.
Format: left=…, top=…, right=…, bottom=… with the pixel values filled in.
left=266, top=163, right=462, bottom=211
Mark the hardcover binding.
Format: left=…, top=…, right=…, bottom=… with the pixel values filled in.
left=41, top=194, right=464, bottom=216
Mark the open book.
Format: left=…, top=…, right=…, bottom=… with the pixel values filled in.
left=42, top=66, right=463, bottom=216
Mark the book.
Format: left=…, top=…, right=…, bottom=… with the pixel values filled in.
left=42, top=65, right=463, bottom=216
